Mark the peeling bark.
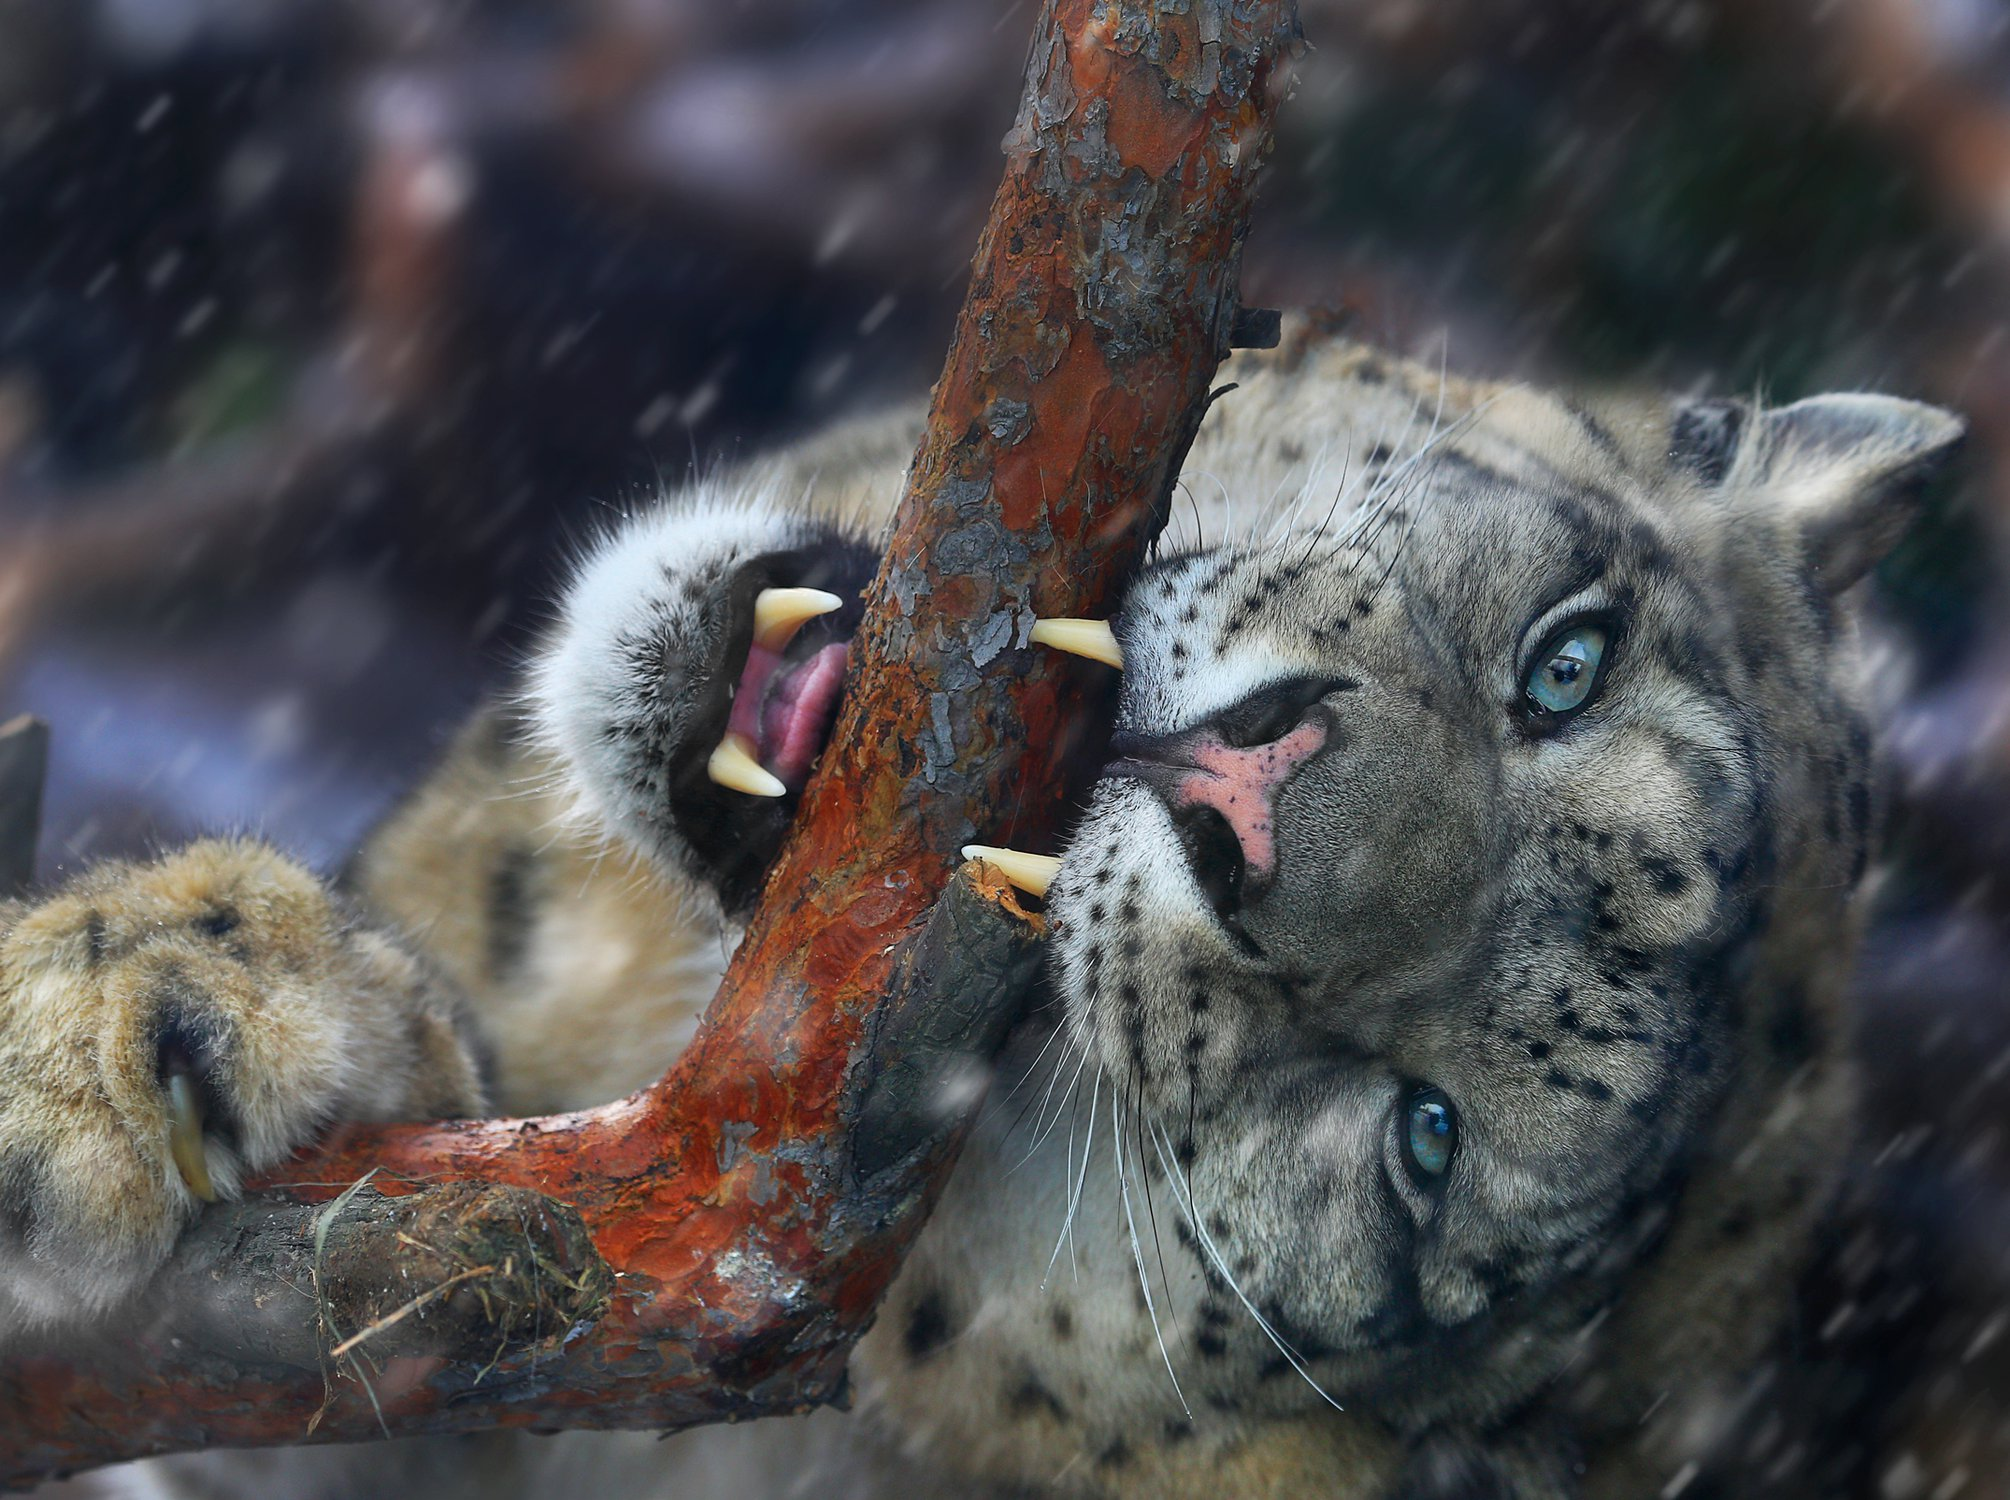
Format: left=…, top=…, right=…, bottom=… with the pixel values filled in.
left=0, top=0, right=1302, bottom=1481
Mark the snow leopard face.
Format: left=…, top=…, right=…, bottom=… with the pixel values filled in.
left=1032, top=382, right=1963, bottom=1428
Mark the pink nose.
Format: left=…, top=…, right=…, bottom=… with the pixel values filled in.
left=1170, top=719, right=1327, bottom=878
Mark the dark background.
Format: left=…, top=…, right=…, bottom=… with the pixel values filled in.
left=3, top=1, right=2008, bottom=1491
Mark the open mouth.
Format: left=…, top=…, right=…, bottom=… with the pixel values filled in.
left=724, top=638, right=849, bottom=787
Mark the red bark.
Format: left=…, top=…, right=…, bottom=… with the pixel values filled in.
left=1, top=0, right=1301, bottom=1480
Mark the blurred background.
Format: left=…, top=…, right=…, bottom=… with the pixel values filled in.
left=2, top=0, right=2008, bottom=1492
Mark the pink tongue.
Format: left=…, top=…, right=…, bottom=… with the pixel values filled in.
left=725, top=641, right=849, bottom=787
left=1170, top=720, right=1327, bottom=877
left=762, top=643, right=848, bottom=783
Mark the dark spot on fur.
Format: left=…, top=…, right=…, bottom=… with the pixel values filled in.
left=1009, top=1378, right=1068, bottom=1422
left=1258, top=1353, right=1295, bottom=1381
left=193, top=906, right=240, bottom=940
left=1470, top=1253, right=1525, bottom=1299
left=1568, top=401, right=1624, bottom=458
left=484, top=844, right=536, bottom=981
left=1049, top=1304, right=1074, bottom=1340
left=904, top=1289, right=955, bottom=1362
left=1670, top=399, right=1745, bottom=485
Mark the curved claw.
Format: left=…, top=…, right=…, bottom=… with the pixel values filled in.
left=166, top=1071, right=217, bottom=1203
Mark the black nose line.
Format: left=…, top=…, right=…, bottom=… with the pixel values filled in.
left=1100, top=722, right=1220, bottom=804
left=1107, top=675, right=1360, bottom=762
left=1105, top=725, right=1202, bottom=767
left=1105, top=699, right=1346, bottom=779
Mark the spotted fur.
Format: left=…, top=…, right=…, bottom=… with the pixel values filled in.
left=0, top=323, right=1962, bottom=1498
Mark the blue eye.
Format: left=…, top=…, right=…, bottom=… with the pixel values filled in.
left=1524, top=622, right=1610, bottom=719
left=1405, top=1088, right=1458, bottom=1180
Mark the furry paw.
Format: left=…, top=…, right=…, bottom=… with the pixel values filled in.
left=0, top=839, right=483, bottom=1325
left=529, top=483, right=877, bottom=913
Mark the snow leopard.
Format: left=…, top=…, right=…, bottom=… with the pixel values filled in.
left=0, top=322, right=1965, bottom=1498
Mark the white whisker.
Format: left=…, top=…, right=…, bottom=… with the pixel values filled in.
left=1147, top=1120, right=1345, bottom=1414
left=1114, top=1090, right=1191, bottom=1417
left=1044, top=1065, right=1102, bottom=1287
left=1274, top=435, right=1349, bottom=548
left=1012, top=1032, right=1092, bottom=1173
left=990, top=1012, right=1072, bottom=1120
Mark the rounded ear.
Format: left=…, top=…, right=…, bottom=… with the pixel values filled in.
left=1672, top=393, right=1966, bottom=593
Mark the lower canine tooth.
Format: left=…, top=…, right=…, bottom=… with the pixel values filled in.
left=1030, top=618, right=1123, bottom=669
left=708, top=732, right=787, bottom=797
left=961, top=845, right=1063, bottom=899
left=167, top=1072, right=217, bottom=1203
left=753, top=587, right=843, bottom=650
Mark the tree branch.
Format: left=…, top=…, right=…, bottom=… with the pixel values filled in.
left=0, top=716, right=47, bottom=899
left=1, top=0, right=1302, bottom=1481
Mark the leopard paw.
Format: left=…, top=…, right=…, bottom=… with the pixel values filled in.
left=0, top=839, right=483, bottom=1325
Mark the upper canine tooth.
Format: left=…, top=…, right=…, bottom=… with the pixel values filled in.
left=753, top=587, right=843, bottom=651
left=707, top=732, right=787, bottom=797
left=961, top=845, right=1063, bottom=899
left=167, top=1071, right=218, bottom=1203
left=1030, top=618, right=1123, bottom=669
